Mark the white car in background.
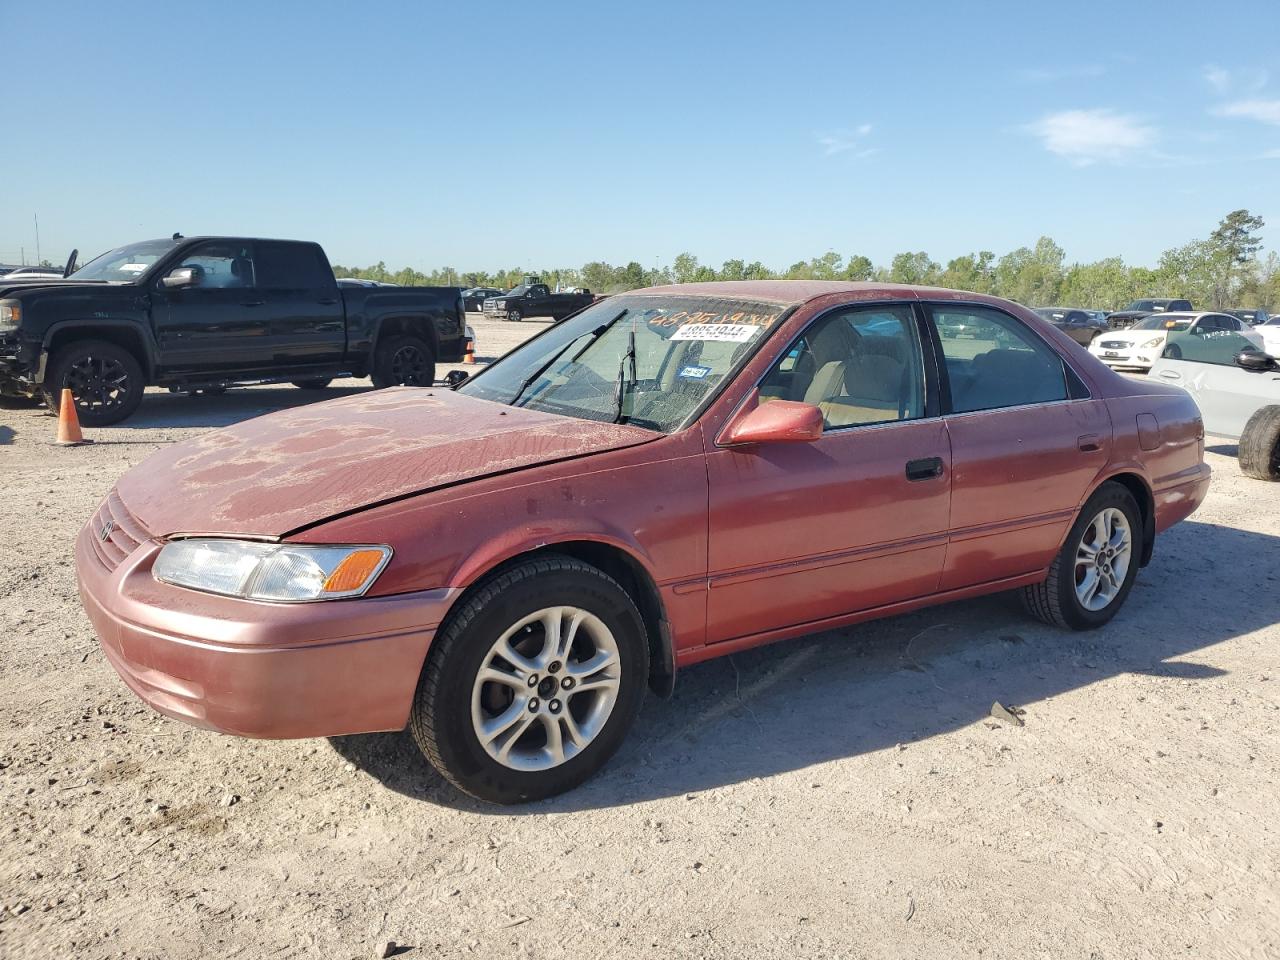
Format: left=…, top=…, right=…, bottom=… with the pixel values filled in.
left=1259, top=315, right=1280, bottom=357
left=1149, top=327, right=1280, bottom=481
left=1089, top=312, right=1264, bottom=371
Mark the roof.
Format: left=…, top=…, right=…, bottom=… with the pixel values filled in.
left=624, top=280, right=1002, bottom=306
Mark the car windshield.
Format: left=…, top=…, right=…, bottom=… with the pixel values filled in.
left=1123, top=300, right=1164, bottom=312
left=460, top=294, right=788, bottom=432
left=505, top=285, right=529, bottom=297
left=69, top=240, right=176, bottom=282
left=1132, top=315, right=1193, bottom=331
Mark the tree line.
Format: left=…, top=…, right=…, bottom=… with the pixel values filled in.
left=333, top=209, right=1278, bottom=312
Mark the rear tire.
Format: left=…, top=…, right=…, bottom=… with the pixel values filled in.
left=291, top=378, right=332, bottom=390
left=370, top=334, right=436, bottom=388
left=43, top=339, right=145, bottom=426
left=1022, top=482, right=1143, bottom=630
left=1239, top=405, right=1280, bottom=481
left=409, top=555, right=649, bottom=804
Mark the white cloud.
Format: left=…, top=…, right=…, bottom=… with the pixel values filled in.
left=1203, top=64, right=1269, bottom=94
left=817, top=124, right=874, bottom=157
left=1215, top=99, right=1280, bottom=126
left=1027, top=109, right=1156, bottom=165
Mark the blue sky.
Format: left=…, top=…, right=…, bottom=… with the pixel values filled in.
left=4, top=0, right=1279, bottom=272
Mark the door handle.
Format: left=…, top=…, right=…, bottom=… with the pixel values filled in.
left=240, top=300, right=265, bottom=307
left=1077, top=434, right=1102, bottom=453
left=317, top=298, right=338, bottom=305
left=1156, top=370, right=1181, bottom=381
left=905, top=457, right=944, bottom=481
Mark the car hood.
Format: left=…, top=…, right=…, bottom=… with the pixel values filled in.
left=116, top=389, right=658, bottom=538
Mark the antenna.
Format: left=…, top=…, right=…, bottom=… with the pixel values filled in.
left=34, top=214, right=40, bottom=265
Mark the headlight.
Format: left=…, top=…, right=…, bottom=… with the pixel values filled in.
left=0, top=299, right=20, bottom=332
left=1142, top=336, right=1165, bottom=348
left=153, top=539, right=391, bottom=602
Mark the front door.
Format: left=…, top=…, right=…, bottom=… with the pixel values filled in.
left=152, top=240, right=272, bottom=372
left=927, top=303, right=1111, bottom=590
left=704, top=303, right=951, bottom=644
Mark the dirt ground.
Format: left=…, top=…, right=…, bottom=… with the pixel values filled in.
left=2, top=315, right=1278, bottom=959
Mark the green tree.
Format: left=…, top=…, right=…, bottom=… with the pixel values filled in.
left=843, top=255, right=874, bottom=281
left=888, top=251, right=940, bottom=285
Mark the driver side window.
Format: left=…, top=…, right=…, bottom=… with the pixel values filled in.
left=759, top=305, right=925, bottom=430
left=177, top=241, right=256, bottom=290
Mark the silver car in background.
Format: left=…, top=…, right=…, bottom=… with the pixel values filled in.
left=1150, top=326, right=1280, bottom=481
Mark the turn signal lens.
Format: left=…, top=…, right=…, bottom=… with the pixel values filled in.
left=323, top=549, right=389, bottom=594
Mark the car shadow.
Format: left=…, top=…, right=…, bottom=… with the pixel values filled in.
left=329, top=519, right=1278, bottom=813
left=1206, top=442, right=1239, bottom=457
left=121, top=385, right=375, bottom=430
left=0, top=425, right=13, bottom=445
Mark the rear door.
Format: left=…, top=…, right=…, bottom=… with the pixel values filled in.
left=152, top=240, right=272, bottom=372
left=704, top=302, right=951, bottom=643
left=254, top=241, right=346, bottom=367
left=926, top=303, right=1110, bottom=591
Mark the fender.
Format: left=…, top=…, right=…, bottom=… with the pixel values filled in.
left=40, top=317, right=159, bottom=381
left=1077, top=462, right=1157, bottom=567
left=369, top=311, right=442, bottom=359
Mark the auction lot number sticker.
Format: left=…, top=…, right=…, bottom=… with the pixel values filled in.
left=669, top=323, right=761, bottom=343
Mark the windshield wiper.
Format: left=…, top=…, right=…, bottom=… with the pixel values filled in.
left=613, top=323, right=637, bottom=424
left=509, top=309, right=628, bottom=408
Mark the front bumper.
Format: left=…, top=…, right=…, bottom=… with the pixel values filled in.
left=75, top=510, right=456, bottom=739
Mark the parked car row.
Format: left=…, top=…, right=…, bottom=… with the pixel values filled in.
left=1088, top=312, right=1265, bottom=372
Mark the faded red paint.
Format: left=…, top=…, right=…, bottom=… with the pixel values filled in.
left=77, top=281, right=1211, bottom=740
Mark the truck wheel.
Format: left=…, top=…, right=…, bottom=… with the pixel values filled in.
left=371, top=334, right=436, bottom=388
left=43, top=339, right=145, bottom=427
left=291, top=379, right=332, bottom=390
left=409, top=554, right=649, bottom=803
left=1238, top=405, right=1280, bottom=481
left=507, top=308, right=522, bottom=323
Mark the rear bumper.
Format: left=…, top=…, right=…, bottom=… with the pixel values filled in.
left=75, top=522, right=456, bottom=739
left=1153, top=463, right=1212, bottom=534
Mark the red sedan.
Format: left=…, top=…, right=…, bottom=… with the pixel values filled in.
left=76, top=282, right=1210, bottom=803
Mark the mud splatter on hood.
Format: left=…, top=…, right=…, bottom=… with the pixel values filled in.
left=117, top=389, right=658, bottom=537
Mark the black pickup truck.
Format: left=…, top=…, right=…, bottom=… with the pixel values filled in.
left=1105, top=298, right=1194, bottom=331
left=0, top=236, right=468, bottom=425
left=482, top=283, right=594, bottom=322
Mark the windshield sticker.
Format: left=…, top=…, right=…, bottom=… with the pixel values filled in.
left=120, top=263, right=149, bottom=272
left=669, top=323, right=762, bottom=343
left=678, top=364, right=712, bottom=380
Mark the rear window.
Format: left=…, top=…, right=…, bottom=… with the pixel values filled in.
left=255, top=243, right=333, bottom=290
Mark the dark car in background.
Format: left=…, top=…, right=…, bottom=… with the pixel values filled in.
left=462, top=286, right=505, bottom=312
left=0, top=236, right=468, bottom=425
left=483, top=283, right=595, bottom=322
left=1106, top=298, right=1194, bottom=330
left=1033, top=307, right=1108, bottom=346
left=1226, top=308, right=1269, bottom=327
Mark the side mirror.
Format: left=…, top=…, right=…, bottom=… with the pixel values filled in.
left=161, top=266, right=198, bottom=289
left=719, top=395, right=824, bottom=446
left=1235, top=350, right=1277, bottom=372
left=444, top=369, right=469, bottom=388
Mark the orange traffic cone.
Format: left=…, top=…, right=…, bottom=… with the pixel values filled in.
left=463, top=341, right=476, bottom=364
left=55, top=388, right=92, bottom=446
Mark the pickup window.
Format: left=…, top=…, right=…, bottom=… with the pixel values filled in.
left=178, top=241, right=256, bottom=289
left=256, top=242, right=334, bottom=290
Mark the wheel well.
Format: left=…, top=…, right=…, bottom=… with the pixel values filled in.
left=46, top=326, right=152, bottom=380
left=375, top=315, right=438, bottom=356
left=1103, top=472, right=1155, bottom=566
left=461, top=542, right=675, bottom=697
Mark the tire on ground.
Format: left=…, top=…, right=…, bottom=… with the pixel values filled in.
left=409, top=554, right=649, bottom=804
left=370, top=333, right=436, bottom=388
left=1022, top=480, right=1144, bottom=631
left=43, top=339, right=146, bottom=427
left=1238, top=405, right=1280, bottom=481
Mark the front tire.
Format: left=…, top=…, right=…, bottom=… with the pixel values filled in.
left=1239, top=405, right=1280, bottom=481
left=409, top=555, right=649, bottom=804
left=43, top=339, right=145, bottom=426
left=507, top=308, right=522, bottom=323
left=370, top=334, right=436, bottom=388
left=1022, top=482, right=1143, bottom=630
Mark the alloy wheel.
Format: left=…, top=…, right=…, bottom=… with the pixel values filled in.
left=390, top=344, right=432, bottom=385
left=64, top=353, right=132, bottom=417
left=1074, top=507, right=1132, bottom=611
left=470, top=606, right=621, bottom=771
